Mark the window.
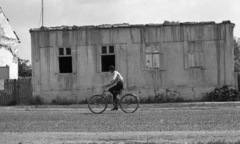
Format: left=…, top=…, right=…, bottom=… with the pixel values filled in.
left=58, top=47, right=72, bottom=73
left=188, top=42, right=204, bottom=68
left=145, top=44, right=160, bottom=69
left=101, top=45, right=115, bottom=72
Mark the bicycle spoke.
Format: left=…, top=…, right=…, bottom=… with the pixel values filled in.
left=88, top=95, right=107, bottom=114
left=120, top=94, right=139, bottom=113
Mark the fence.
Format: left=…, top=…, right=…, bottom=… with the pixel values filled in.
left=0, top=78, right=32, bottom=105
left=235, top=73, right=240, bottom=91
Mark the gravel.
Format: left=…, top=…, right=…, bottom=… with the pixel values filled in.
left=0, top=103, right=240, bottom=133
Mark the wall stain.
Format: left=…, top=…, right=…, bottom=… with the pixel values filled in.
left=216, top=40, right=221, bottom=85
left=63, top=31, right=70, bottom=46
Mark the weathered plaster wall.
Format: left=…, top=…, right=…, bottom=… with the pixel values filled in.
left=30, top=23, right=235, bottom=103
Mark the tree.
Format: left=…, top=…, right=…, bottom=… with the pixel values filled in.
left=18, top=58, right=32, bottom=77
left=234, top=37, right=240, bottom=72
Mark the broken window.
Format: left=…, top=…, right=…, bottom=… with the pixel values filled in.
left=101, top=46, right=115, bottom=72
left=145, top=44, right=160, bottom=69
left=188, top=42, right=204, bottom=68
left=58, top=47, right=73, bottom=73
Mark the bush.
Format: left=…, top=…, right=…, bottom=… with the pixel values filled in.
left=79, top=99, right=88, bottom=104
left=30, top=95, right=43, bottom=105
left=51, top=97, right=78, bottom=105
left=139, top=93, right=184, bottom=104
left=206, top=85, right=240, bottom=101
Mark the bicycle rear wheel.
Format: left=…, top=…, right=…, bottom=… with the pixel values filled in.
left=88, top=95, right=107, bottom=114
left=120, top=94, right=139, bottom=113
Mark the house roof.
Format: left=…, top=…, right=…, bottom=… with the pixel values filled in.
left=29, top=20, right=234, bottom=32
left=0, top=7, right=20, bottom=43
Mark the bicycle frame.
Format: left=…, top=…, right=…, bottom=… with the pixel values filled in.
left=99, top=89, right=139, bottom=103
left=100, top=89, right=123, bottom=105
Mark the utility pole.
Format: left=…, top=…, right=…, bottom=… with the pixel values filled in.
left=42, top=0, right=44, bottom=27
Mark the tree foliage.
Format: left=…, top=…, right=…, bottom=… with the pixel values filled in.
left=234, top=37, right=240, bottom=72
left=18, top=58, right=32, bottom=77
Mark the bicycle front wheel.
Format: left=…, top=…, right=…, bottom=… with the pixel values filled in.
left=120, top=94, right=139, bottom=113
left=88, top=95, right=107, bottom=114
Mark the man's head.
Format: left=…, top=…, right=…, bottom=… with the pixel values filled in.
left=109, top=65, right=115, bottom=73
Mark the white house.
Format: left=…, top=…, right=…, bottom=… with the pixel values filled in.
left=0, top=7, right=20, bottom=89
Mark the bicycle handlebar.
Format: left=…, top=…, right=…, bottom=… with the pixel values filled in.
left=102, top=87, right=108, bottom=93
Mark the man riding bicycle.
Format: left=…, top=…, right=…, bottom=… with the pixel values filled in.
left=103, top=65, right=124, bottom=110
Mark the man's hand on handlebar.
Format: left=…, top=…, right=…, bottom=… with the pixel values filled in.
left=102, top=84, right=108, bottom=89
left=102, top=85, right=108, bottom=92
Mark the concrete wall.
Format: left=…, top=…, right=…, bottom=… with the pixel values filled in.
left=30, top=23, right=235, bottom=103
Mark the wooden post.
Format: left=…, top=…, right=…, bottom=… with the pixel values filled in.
left=17, top=79, right=20, bottom=104
left=13, top=79, right=18, bottom=104
left=29, top=79, right=33, bottom=104
left=235, top=73, right=239, bottom=91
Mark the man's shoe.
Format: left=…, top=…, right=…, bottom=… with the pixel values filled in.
left=111, top=107, right=118, bottom=111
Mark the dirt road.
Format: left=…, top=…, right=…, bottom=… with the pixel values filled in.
left=1, top=131, right=240, bottom=144
left=0, top=102, right=240, bottom=143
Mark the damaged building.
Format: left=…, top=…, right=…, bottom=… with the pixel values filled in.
left=0, top=7, right=20, bottom=89
left=30, top=21, right=235, bottom=103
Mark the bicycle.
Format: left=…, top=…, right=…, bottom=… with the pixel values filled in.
left=88, top=88, right=139, bottom=114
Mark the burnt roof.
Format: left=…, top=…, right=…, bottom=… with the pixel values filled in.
left=29, top=20, right=234, bottom=32
left=0, top=7, right=20, bottom=43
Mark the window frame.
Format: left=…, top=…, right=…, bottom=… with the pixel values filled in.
left=187, top=41, right=204, bottom=69
left=58, top=47, right=72, bottom=57
left=101, top=45, right=115, bottom=55
left=100, top=45, right=116, bottom=72
left=144, top=43, right=160, bottom=70
left=58, top=47, right=73, bottom=74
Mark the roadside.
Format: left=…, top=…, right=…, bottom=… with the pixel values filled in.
left=1, top=101, right=240, bottom=111
left=1, top=131, right=240, bottom=144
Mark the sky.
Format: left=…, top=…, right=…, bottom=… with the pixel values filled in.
left=1, top=0, right=240, bottom=63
